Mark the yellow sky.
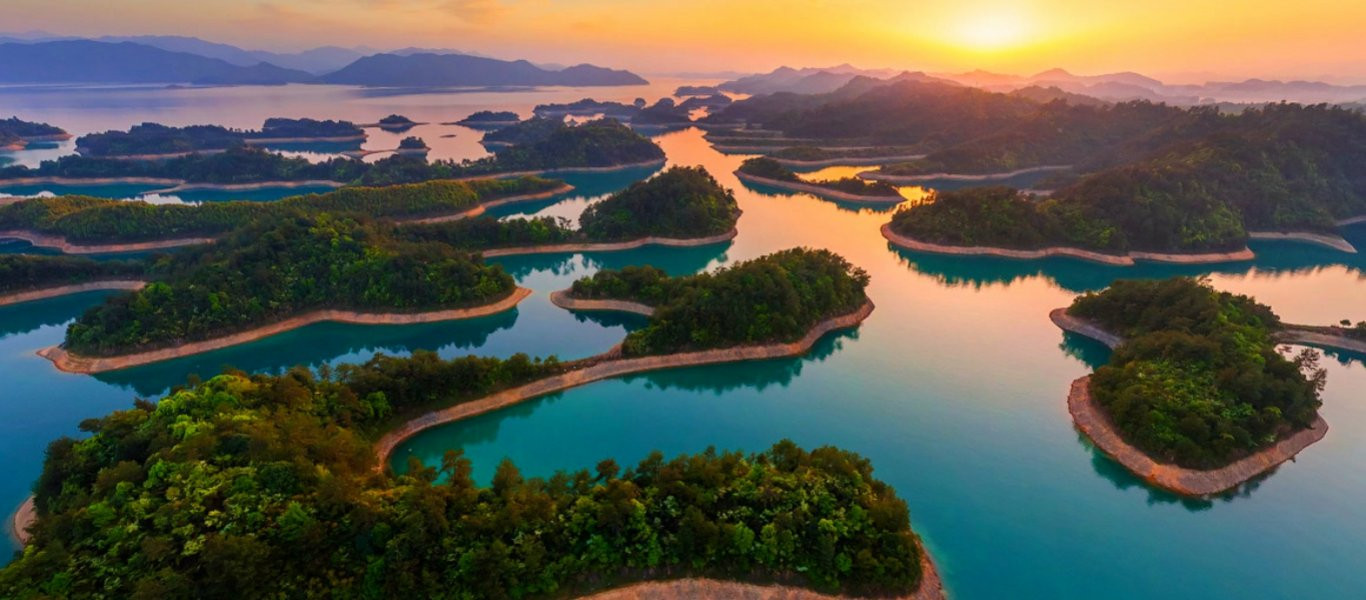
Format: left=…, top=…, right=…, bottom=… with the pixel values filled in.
left=7, top=0, right=1366, bottom=82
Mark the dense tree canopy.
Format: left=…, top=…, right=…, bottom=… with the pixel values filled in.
left=569, top=248, right=870, bottom=355
left=63, top=215, right=516, bottom=356
left=578, top=166, right=739, bottom=240
left=0, top=177, right=560, bottom=244
left=0, top=117, right=67, bottom=140
left=0, top=361, right=924, bottom=598
left=0, top=255, right=145, bottom=294
left=1069, top=278, right=1325, bottom=468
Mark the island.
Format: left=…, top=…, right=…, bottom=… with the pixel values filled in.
left=768, top=145, right=927, bottom=168
left=0, top=116, right=71, bottom=150
left=74, top=118, right=368, bottom=159
left=39, top=216, right=531, bottom=373
left=1052, top=278, right=1330, bottom=496
left=533, top=98, right=641, bottom=120
left=401, top=165, right=740, bottom=255
left=1, top=356, right=938, bottom=599
left=0, top=177, right=569, bottom=253
left=674, top=84, right=722, bottom=96
left=452, top=110, right=521, bottom=129
left=372, top=114, right=420, bottom=132
left=245, top=117, right=366, bottom=143
left=395, top=136, right=430, bottom=156
left=677, top=93, right=734, bottom=112
left=629, top=98, right=693, bottom=127
left=0, top=119, right=665, bottom=189
left=0, top=255, right=147, bottom=307
left=737, top=157, right=903, bottom=204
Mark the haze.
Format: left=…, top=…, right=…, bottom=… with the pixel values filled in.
left=5, top=0, right=1366, bottom=83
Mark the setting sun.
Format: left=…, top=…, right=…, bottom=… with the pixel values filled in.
left=953, top=11, right=1031, bottom=51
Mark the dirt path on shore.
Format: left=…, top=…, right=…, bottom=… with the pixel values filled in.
left=549, top=290, right=655, bottom=316
left=0, top=280, right=148, bottom=307
left=39, top=287, right=533, bottom=374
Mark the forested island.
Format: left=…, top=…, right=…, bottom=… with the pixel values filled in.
left=396, top=136, right=429, bottom=155
left=533, top=98, right=641, bottom=120
left=0, top=117, right=71, bottom=150
left=75, top=119, right=367, bottom=158
left=1, top=119, right=664, bottom=187
left=51, top=215, right=520, bottom=364
left=0, top=255, right=146, bottom=305
left=737, top=157, right=902, bottom=203
left=373, top=114, right=419, bottom=131
left=0, top=177, right=562, bottom=247
left=1056, top=278, right=1329, bottom=495
left=454, top=110, right=521, bottom=129
left=400, top=166, right=740, bottom=251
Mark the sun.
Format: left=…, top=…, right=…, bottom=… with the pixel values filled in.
left=954, top=12, right=1029, bottom=51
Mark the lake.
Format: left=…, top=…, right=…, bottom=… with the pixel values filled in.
left=2, top=83, right=1365, bottom=599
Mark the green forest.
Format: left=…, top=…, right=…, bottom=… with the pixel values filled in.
left=0, top=177, right=560, bottom=244
left=2, top=120, right=663, bottom=185
left=567, top=248, right=870, bottom=355
left=1069, top=278, right=1325, bottom=468
left=0, top=255, right=145, bottom=294
left=739, top=158, right=900, bottom=198
left=63, top=216, right=516, bottom=356
left=0, top=357, right=924, bottom=597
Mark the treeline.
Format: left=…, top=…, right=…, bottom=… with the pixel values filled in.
left=2, top=120, right=663, bottom=185
left=0, top=363, right=924, bottom=597
left=63, top=215, right=516, bottom=356
left=740, top=158, right=900, bottom=198
left=402, top=166, right=740, bottom=248
left=568, top=248, right=870, bottom=355
left=0, top=255, right=145, bottom=294
left=0, top=177, right=560, bottom=243
left=1069, top=278, right=1324, bottom=468
left=0, top=116, right=67, bottom=139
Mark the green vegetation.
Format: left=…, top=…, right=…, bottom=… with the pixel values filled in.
left=0, top=360, right=923, bottom=598
left=63, top=215, right=515, bottom=356
left=533, top=98, right=639, bottom=119
left=375, top=114, right=416, bottom=130
left=397, top=136, right=427, bottom=150
left=400, top=166, right=740, bottom=248
left=456, top=111, right=519, bottom=127
left=740, top=158, right=899, bottom=198
left=1069, top=278, right=1325, bottom=468
left=578, top=166, right=739, bottom=240
left=76, top=123, right=244, bottom=157
left=481, top=117, right=561, bottom=146
left=0, top=255, right=144, bottom=294
left=250, top=118, right=363, bottom=140
left=568, top=248, right=870, bottom=355
left=4, top=120, right=663, bottom=185
left=0, top=177, right=561, bottom=244
left=0, top=116, right=67, bottom=139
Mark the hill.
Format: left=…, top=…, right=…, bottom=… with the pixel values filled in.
left=0, top=40, right=314, bottom=84
left=320, top=52, right=646, bottom=87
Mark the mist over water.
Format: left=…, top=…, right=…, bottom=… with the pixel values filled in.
left=2, top=84, right=1365, bottom=599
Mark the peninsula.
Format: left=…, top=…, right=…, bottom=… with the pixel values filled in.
left=0, top=255, right=147, bottom=307
left=75, top=118, right=367, bottom=158
left=737, top=157, right=904, bottom=204
left=1052, top=278, right=1330, bottom=496
left=0, top=117, right=71, bottom=151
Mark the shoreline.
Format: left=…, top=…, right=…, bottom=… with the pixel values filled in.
left=1048, top=308, right=1123, bottom=349
left=1054, top=305, right=1366, bottom=358
left=548, top=290, right=655, bottom=316
left=372, top=299, right=876, bottom=470
left=736, top=172, right=904, bottom=204
left=0, top=280, right=149, bottom=307
left=1338, top=215, right=1366, bottom=227
left=774, top=154, right=927, bottom=169
left=482, top=228, right=738, bottom=258
left=862, top=165, right=1071, bottom=184
left=881, top=224, right=1257, bottom=266
left=713, top=145, right=878, bottom=154
left=450, top=158, right=668, bottom=182
left=1247, top=230, right=1358, bottom=253
left=399, top=183, right=576, bottom=224
left=81, top=148, right=230, bottom=161
left=246, top=134, right=367, bottom=144
left=0, top=176, right=184, bottom=188
left=38, top=287, right=533, bottom=374
left=0, top=229, right=217, bottom=255
left=578, top=541, right=945, bottom=600
left=1067, top=376, right=1329, bottom=497
left=8, top=495, right=34, bottom=546
left=150, top=179, right=347, bottom=194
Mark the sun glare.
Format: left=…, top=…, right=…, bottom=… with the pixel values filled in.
left=955, top=12, right=1028, bottom=51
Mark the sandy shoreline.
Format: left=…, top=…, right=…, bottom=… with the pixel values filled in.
left=774, top=154, right=927, bottom=168
left=0, top=229, right=217, bottom=255
left=713, top=145, right=879, bottom=154
left=549, top=290, right=655, bottom=316
left=736, top=172, right=904, bottom=204
left=881, top=224, right=1257, bottom=266
left=400, top=183, right=576, bottom=224
left=862, top=165, right=1071, bottom=184
left=8, top=495, right=34, bottom=546
left=1048, top=308, right=1123, bottom=349
left=373, top=300, right=875, bottom=469
left=579, top=542, right=945, bottom=600
left=451, top=158, right=668, bottom=182
left=483, top=228, right=738, bottom=258
left=246, top=134, right=367, bottom=144
left=1338, top=215, right=1366, bottom=227
left=1276, top=328, right=1366, bottom=355
left=1247, top=230, right=1358, bottom=253
left=150, top=179, right=347, bottom=194
left=0, top=176, right=184, bottom=188
left=39, top=287, right=533, bottom=374
left=81, top=148, right=231, bottom=161
left=1067, top=376, right=1329, bottom=496
left=0, top=280, right=148, bottom=307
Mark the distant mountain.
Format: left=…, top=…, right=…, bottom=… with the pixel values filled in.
left=719, top=65, right=946, bottom=95
left=0, top=40, right=314, bottom=84
left=318, top=53, right=646, bottom=87
left=94, top=36, right=363, bottom=74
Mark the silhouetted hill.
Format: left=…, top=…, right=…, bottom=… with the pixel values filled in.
left=319, top=53, right=646, bottom=87
left=0, top=40, right=313, bottom=84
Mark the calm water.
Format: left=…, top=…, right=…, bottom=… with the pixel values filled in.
left=3, top=85, right=1366, bottom=599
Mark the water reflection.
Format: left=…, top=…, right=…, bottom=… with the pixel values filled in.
left=0, top=291, right=113, bottom=339
left=493, top=242, right=732, bottom=280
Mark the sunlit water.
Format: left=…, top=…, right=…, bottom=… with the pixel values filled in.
left=1, top=85, right=1365, bottom=599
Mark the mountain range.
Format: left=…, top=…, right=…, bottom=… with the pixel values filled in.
left=0, top=35, right=646, bottom=87
left=722, top=65, right=1366, bottom=105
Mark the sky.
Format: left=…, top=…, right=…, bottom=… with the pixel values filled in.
left=5, top=0, right=1366, bottom=83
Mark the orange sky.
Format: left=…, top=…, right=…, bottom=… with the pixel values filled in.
left=6, top=0, right=1366, bottom=83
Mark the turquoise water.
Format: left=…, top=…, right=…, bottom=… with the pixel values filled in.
left=1, top=86, right=1366, bottom=598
